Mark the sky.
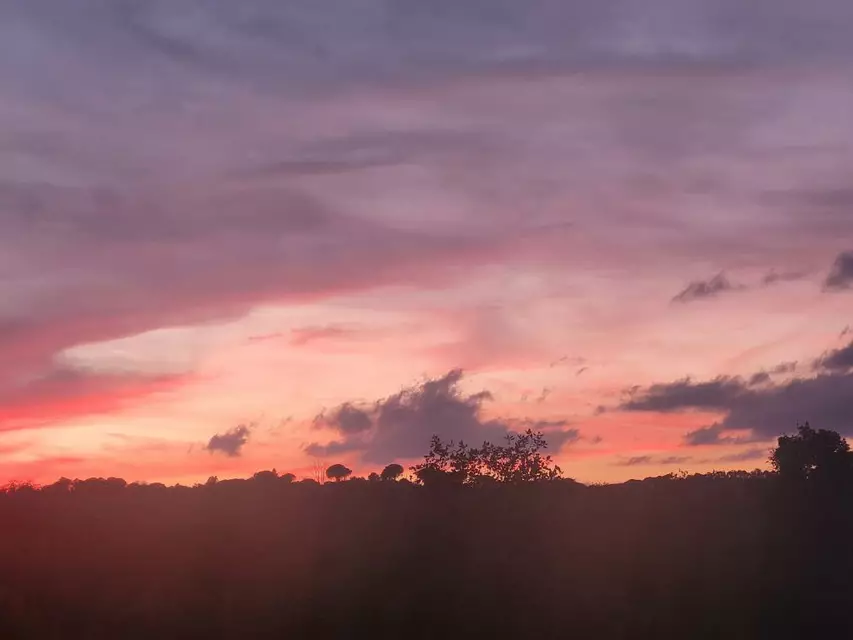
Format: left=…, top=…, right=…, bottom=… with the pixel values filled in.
left=2, top=0, right=853, bottom=485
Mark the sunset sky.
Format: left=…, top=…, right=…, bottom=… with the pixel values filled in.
left=2, top=0, right=853, bottom=485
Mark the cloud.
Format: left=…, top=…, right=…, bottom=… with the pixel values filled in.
left=722, top=373, right=853, bottom=438
left=615, top=454, right=691, bottom=466
left=290, top=325, right=363, bottom=347
left=205, top=425, right=251, bottom=457
left=0, top=363, right=188, bottom=431
left=304, top=438, right=366, bottom=458
left=715, top=447, right=769, bottom=463
left=620, top=376, right=748, bottom=412
left=824, top=251, right=853, bottom=290
left=306, top=370, right=579, bottom=464
left=3, top=0, right=853, bottom=436
left=616, top=455, right=653, bottom=467
left=684, top=424, right=738, bottom=446
left=313, top=403, right=373, bottom=435
left=748, top=371, right=771, bottom=386
left=620, top=356, right=853, bottom=442
left=770, top=361, right=798, bottom=375
left=0, top=180, right=523, bottom=429
left=814, top=340, right=853, bottom=372
left=672, top=273, right=740, bottom=303
left=761, top=270, right=807, bottom=286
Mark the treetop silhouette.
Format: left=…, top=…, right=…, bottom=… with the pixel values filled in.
left=411, top=428, right=562, bottom=486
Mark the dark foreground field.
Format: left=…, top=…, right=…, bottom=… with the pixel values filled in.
left=1, top=472, right=852, bottom=639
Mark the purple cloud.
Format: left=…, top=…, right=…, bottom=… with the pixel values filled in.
left=824, top=251, right=853, bottom=291
left=205, top=425, right=251, bottom=457
left=672, top=274, right=742, bottom=304
left=2, top=0, right=853, bottom=434
left=306, top=370, right=579, bottom=464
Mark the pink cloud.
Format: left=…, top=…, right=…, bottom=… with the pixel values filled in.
left=0, top=369, right=192, bottom=432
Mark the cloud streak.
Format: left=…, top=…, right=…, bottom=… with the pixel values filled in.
left=672, top=274, right=741, bottom=304
left=0, top=363, right=188, bottom=432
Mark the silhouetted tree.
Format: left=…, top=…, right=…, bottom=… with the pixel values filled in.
left=411, top=436, right=467, bottom=486
left=380, top=463, right=404, bottom=481
left=280, top=473, right=296, bottom=484
left=770, top=423, right=853, bottom=483
left=253, top=470, right=279, bottom=484
left=411, top=430, right=562, bottom=486
left=42, top=477, right=73, bottom=495
left=368, top=472, right=381, bottom=482
left=325, top=463, right=352, bottom=482
left=481, top=429, right=562, bottom=483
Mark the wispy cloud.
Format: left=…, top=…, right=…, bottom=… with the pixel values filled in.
left=672, top=274, right=742, bottom=304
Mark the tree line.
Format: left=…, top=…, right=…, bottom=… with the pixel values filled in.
left=1, top=423, right=852, bottom=638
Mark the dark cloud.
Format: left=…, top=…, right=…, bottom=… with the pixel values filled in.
left=304, top=439, right=367, bottom=458
left=814, top=340, right=853, bottom=372
left=621, top=359, right=853, bottom=442
left=721, top=373, right=853, bottom=438
left=715, top=447, right=769, bottom=463
left=620, top=377, right=748, bottom=412
left=684, top=424, right=737, bottom=446
left=313, top=403, right=373, bottom=435
left=672, top=273, right=740, bottom=303
left=770, top=361, right=798, bottom=375
left=748, top=371, right=771, bottom=386
left=205, top=424, right=251, bottom=457
left=824, top=251, right=853, bottom=291
left=615, top=454, right=691, bottom=467
left=306, top=370, right=579, bottom=464
left=617, top=456, right=653, bottom=467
